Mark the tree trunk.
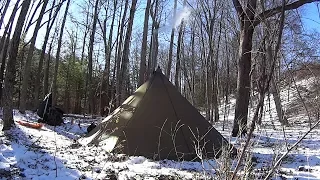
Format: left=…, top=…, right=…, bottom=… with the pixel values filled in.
left=0, top=0, right=10, bottom=29
left=205, top=58, right=212, bottom=122
left=174, top=0, right=186, bottom=90
left=115, top=0, right=129, bottom=106
left=100, top=1, right=116, bottom=116
left=20, top=0, right=49, bottom=113
left=0, top=1, right=20, bottom=102
left=149, top=1, right=160, bottom=74
left=231, top=0, right=319, bottom=137
left=0, top=30, right=11, bottom=104
left=87, top=0, right=100, bottom=114
left=64, top=60, right=71, bottom=112
left=174, top=21, right=184, bottom=91
left=98, top=11, right=109, bottom=116
left=0, top=0, right=10, bottom=46
left=138, top=0, right=151, bottom=86
left=52, top=0, right=71, bottom=106
left=223, top=29, right=230, bottom=131
left=231, top=0, right=257, bottom=137
left=270, top=78, right=288, bottom=124
left=43, top=35, right=55, bottom=98
left=267, top=44, right=288, bottom=125
left=212, top=9, right=224, bottom=122
left=2, top=0, right=31, bottom=131
left=75, top=7, right=90, bottom=114
left=182, top=50, right=193, bottom=103
left=119, top=0, right=137, bottom=103
left=109, top=8, right=122, bottom=109
left=23, top=0, right=42, bottom=36
left=34, top=0, right=61, bottom=106
left=232, top=27, right=254, bottom=136
left=166, top=0, right=177, bottom=78
left=17, top=40, right=27, bottom=109
left=190, top=26, right=196, bottom=104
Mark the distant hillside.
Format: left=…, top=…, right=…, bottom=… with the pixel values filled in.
left=281, top=62, right=320, bottom=123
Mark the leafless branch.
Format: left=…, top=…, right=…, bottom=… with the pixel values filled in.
left=254, top=0, right=320, bottom=26
left=232, top=0, right=244, bottom=20
left=264, top=118, right=320, bottom=179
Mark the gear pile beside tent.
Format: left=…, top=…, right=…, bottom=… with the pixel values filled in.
left=37, top=93, right=64, bottom=126
left=79, top=67, right=235, bottom=160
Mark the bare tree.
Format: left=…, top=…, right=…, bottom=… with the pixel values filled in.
left=87, top=0, right=100, bottom=114
left=231, top=1, right=286, bottom=177
left=138, top=0, right=151, bottom=86
left=212, top=7, right=224, bottom=122
left=63, top=29, right=78, bottom=113
left=0, top=0, right=21, bottom=102
left=99, top=0, right=118, bottom=116
left=166, top=0, right=177, bottom=78
left=74, top=3, right=90, bottom=114
left=0, top=0, right=10, bottom=39
left=2, top=0, right=32, bottom=130
left=52, top=0, right=71, bottom=105
left=266, top=39, right=288, bottom=125
left=115, top=0, right=129, bottom=106
left=119, top=0, right=137, bottom=102
left=20, top=0, right=49, bottom=113
left=149, top=0, right=161, bottom=74
left=34, top=0, right=63, bottom=106
left=174, top=11, right=184, bottom=91
left=231, top=0, right=319, bottom=137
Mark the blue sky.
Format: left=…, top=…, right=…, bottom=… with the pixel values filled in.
left=301, top=3, right=320, bottom=32
left=0, top=0, right=319, bottom=50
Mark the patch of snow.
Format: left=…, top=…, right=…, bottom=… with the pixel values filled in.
left=0, top=76, right=320, bottom=180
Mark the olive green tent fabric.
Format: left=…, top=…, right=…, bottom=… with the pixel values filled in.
left=79, top=68, right=232, bottom=160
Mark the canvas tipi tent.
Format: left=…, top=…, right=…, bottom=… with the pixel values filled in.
left=79, top=67, right=233, bottom=160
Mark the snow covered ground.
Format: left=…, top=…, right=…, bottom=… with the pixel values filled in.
left=0, top=111, right=217, bottom=180
left=0, top=109, right=319, bottom=179
left=0, top=77, right=320, bottom=179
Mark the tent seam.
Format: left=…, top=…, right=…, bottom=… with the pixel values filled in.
left=159, top=73, right=193, bottom=157
left=123, top=72, right=156, bottom=127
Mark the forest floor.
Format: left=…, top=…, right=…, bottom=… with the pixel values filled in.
left=0, top=77, right=320, bottom=179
